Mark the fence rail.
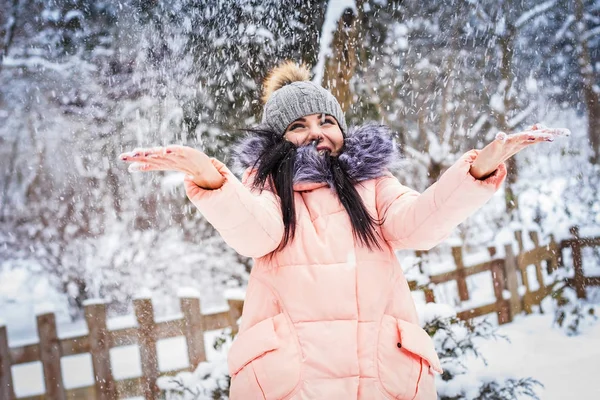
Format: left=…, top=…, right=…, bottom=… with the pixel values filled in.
left=1, top=226, right=599, bottom=399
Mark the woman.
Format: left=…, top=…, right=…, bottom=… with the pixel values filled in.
left=120, top=61, right=567, bottom=399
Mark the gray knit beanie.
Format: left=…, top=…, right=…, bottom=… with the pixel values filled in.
left=261, top=62, right=347, bottom=135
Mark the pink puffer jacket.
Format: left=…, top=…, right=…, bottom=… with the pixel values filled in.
left=186, top=128, right=506, bottom=400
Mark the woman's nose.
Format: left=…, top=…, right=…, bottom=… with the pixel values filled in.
left=307, top=128, right=323, bottom=143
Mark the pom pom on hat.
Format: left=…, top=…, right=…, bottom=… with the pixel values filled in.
left=261, top=61, right=311, bottom=104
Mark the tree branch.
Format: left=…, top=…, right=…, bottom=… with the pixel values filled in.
left=0, top=0, right=21, bottom=73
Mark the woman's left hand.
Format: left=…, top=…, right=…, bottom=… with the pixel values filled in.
left=469, top=123, right=571, bottom=180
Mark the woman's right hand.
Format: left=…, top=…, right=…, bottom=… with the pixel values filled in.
left=119, top=145, right=225, bottom=190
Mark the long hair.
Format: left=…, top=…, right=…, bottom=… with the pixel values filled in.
left=244, top=126, right=298, bottom=249
left=240, top=126, right=382, bottom=251
left=330, top=154, right=382, bottom=250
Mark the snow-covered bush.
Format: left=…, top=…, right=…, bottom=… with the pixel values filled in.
left=547, top=285, right=598, bottom=337
left=537, top=246, right=600, bottom=337
left=158, top=328, right=235, bottom=400
left=158, top=360, right=230, bottom=400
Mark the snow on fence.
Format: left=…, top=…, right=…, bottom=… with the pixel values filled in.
left=0, top=227, right=599, bottom=400
left=0, top=295, right=244, bottom=400
left=412, top=226, right=600, bottom=325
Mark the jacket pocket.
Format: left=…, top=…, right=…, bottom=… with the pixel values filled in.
left=377, top=315, right=443, bottom=400
left=228, top=313, right=301, bottom=400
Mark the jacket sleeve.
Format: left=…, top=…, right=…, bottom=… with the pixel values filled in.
left=184, top=158, right=284, bottom=258
left=375, top=150, right=507, bottom=250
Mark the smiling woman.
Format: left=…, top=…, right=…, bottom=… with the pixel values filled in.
left=119, top=60, right=569, bottom=400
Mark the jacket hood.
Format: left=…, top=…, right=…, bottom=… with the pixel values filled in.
left=233, top=123, right=399, bottom=189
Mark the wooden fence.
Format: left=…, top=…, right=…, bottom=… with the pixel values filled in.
left=0, top=296, right=244, bottom=400
left=0, top=226, right=599, bottom=399
left=410, top=226, right=600, bottom=325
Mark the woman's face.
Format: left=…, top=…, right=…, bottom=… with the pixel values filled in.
left=283, top=113, right=344, bottom=156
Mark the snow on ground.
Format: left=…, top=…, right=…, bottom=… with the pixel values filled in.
left=462, top=307, right=600, bottom=400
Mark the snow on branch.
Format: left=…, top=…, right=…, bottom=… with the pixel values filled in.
left=313, top=0, right=357, bottom=86
left=508, top=102, right=537, bottom=129
left=468, top=115, right=488, bottom=138
left=555, top=15, right=576, bottom=42
left=515, top=0, right=556, bottom=29
left=581, top=25, right=600, bottom=41
left=402, top=145, right=433, bottom=167
left=473, top=6, right=491, bottom=25
left=1, top=56, right=96, bottom=74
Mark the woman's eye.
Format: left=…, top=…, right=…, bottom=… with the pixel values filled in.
left=290, top=124, right=304, bottom=131
left=321, top=119, right=334, bottom=125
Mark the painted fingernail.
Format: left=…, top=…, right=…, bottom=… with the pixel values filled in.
left=166, top=149, right=172, bottom=154
left=120, top=156, right=127, bottom=160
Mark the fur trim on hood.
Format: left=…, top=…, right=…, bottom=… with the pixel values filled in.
left=234, top=123, right=399, bottom=187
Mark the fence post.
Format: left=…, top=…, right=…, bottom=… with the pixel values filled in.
left=180, top=294, right=206, bottom=368
left=451, top=246, right=469, bottom=301
left=423, top=286, right=436, bottom=303
left=514, top=230, right=530, bottom=302
left=547, top=234, right=559, bottom=274
left=227, top=299, right=244, bottom=336
left=491, top=259, right=511, bottom=325
left=514, top=230, right=524, bottom=253
left=134, top=298, right=159, bottom=400
left=489, top=247, right=511, bottom=324
left=570, top=226, right=587, bottom=299
left=529, top=231, right=546, bottom=288
left=0, top=323, right=15, bottom=400
left=415, top=250, right=426, bottom=274
left=37, top=311, right=66, bottom=400
left=84, top=301, right=116, bottom=400
left=503, top=244, right=522, bottom=319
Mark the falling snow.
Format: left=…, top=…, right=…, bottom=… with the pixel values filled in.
left=1, top=0, right=600, bottom=399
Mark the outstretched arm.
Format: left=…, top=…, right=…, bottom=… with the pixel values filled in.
left=119, top=146, right=284, bottom=258
left=376, top=151, right=506, bottom=250
left=376, top=124, right=570, bottom=250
